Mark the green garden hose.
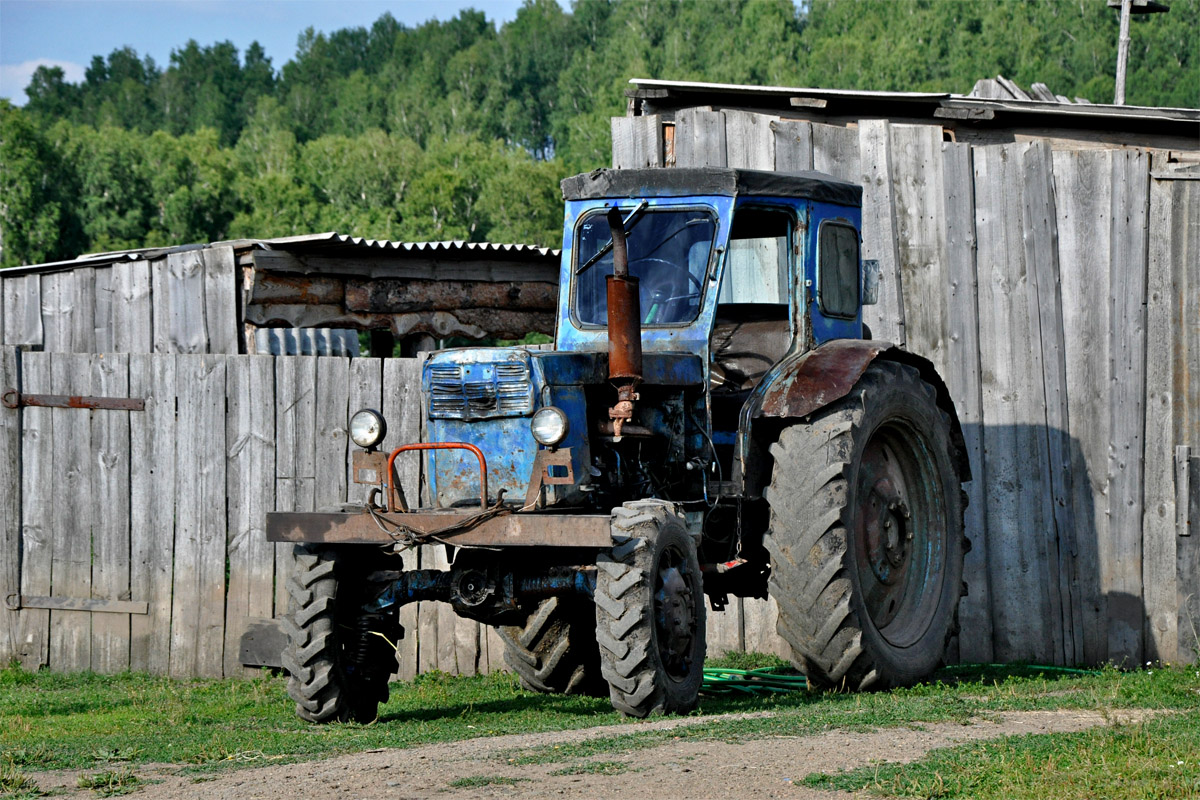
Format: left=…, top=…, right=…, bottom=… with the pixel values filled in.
left=700, top=667, right=808, bottom=695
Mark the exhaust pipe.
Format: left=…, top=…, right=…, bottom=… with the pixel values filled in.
left=605, top=206, right=642, bottom=440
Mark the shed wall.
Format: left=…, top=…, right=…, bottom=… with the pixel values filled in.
left=612, top=112, right=1199, bottom=667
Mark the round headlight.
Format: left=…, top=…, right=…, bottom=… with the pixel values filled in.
left=530, top=406, right=569, bottom=446
left=349, top=409, right=387, bottom=449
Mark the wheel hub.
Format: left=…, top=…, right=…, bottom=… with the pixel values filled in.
left=855, top=436, right=932, bottom=634
left=655, top=554, right=695, bottom=677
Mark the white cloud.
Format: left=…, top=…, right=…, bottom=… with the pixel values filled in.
left=0, top=59, right=87, bottom=106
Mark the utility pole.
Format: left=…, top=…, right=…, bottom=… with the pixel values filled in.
left=1109, top=0, right=1170, bottom=105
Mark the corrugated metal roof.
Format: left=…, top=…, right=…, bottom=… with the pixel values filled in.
left=232, top=232, right=560, bottom=259
left=1, top=233, right=561, bottom=276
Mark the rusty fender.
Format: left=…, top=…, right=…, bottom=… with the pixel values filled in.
left=744, top=339, right=970, bottom=480
left=266, top=509, right=613, bottom=548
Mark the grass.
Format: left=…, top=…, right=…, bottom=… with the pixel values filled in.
left=802, top=710, right=1200, bottom=800
left=76, top=767, right=142, bottom=797
left=1, top=656, right=1197, bottom=796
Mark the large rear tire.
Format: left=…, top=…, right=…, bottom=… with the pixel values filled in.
left=498, top=596, right=605, bottom=696
left=595, top=501, right=706, bottom=717
left=282, top=545, right=397, bottom=723
left=763, top=361, right=965, bottom=691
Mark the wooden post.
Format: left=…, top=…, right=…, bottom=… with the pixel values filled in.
left=942, top=141, right=993, bottom=664
left=89, top=353, right=131, bottom=673
left=170, top=355, right=227, bottom=677
left=0, top=346, right=21, bottom=665
left=129, top=354, right=177, bottom=673
left=224, top=355, right=277, bottom=676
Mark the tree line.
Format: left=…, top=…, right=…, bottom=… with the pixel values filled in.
left=2, top=0, right=1195, bottom=268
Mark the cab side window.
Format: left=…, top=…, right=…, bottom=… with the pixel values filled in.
left=718, top=208, right=791, bottom=306
left=818, top=223, right=859, bottom=318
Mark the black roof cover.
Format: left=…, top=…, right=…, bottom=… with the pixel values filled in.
left=561, top=167, right=862, bottom=207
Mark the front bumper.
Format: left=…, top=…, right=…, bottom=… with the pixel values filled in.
left=265, top=509, right=612, bottom=548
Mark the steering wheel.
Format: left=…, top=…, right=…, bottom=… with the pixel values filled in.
left=631, top=258, right=703, bottom=323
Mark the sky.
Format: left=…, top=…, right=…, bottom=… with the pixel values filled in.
left=0, top=0, right=526, bottom=105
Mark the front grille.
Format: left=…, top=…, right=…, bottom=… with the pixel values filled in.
left=427, top=358, right=535, bottom=420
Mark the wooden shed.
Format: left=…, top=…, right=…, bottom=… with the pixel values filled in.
left=612, top=77, right=1199, bottom=669
left=0, top=233, right=560, bottom=357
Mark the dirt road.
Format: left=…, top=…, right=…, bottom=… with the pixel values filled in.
left=33, top=708, right=1141, bottom=799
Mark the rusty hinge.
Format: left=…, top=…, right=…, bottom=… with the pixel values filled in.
left=5, top=593, right=149, bottom=614
left=2, top=389, right=144, bottom=411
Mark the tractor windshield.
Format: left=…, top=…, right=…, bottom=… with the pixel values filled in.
left=573, top=208, right=717, bottom=326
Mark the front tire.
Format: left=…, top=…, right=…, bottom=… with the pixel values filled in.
left=764, top=361, right=965, bottom=691
left=595, top=501, right=706, bottom=717
left=281, top=545, right=397, bottom=723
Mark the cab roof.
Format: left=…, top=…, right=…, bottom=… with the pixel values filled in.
left=561, top=167, right=862, bottom=208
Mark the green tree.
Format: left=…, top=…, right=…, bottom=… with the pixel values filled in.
left=0, top=102, right=82, bottom=267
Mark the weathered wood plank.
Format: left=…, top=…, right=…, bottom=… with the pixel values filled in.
left=166, top=251, right=208, bottom=354
left=273, top=356, right=318, bottom=617
left=111, top=261, right=153, bottom=353
left=611, top=115, right=663, bottom=169
left=93, top=268, right=113, bottom=353
left=0, top=347, right=21, bottom=664
left=1143, top=168, right=1196, bottom=664
left=382, top=358, right=421, bottom=679
left=17, top=352, right=51, bottom=668
left=1105, top=149, right=1150, bottom=667
left=454, top=609, right=480, bottom=677
left=170, top=355, right=227, bottom=677
left=203, top=246, right=239, bottom=354
left=3, top=274, right=44, bottom=348
left=129, top=353, right=176, bottom=674
left=314, top=357, right=350, bottom=511
left=89, top=353, right=131, bottom=673
left=890, top=125, right=947, bottom=372
left=1021, top=141, right=1074, bottom=666
left=973, top=143, right=1057, bottom=664
left=942, top=141, right=992, bottom=664
left=810, top=123, right=859, bottom=182
left=151, top=258, right=171, bottom=353
left=724, top=110, right=775, bottom=170
left=346, top=358, right=382, bottom=505
left=70, top=267, right=96, bottom=353
left=673, top=109, right=727, bottom=168
left=224, top=355, right=277, bottom=676
left=706, top=599, right=744, bottom=660
left=857, top=119, right=905, bottom=347
left=49, top=353, right=92, bottom=670
left=41, top=272, right=72, bottom=354
left=1054, top=149, right=1114, bottom=666
left=771, top=119, right=813, bottom=172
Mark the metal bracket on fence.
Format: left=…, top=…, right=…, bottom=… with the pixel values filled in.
left=5, top=593, right=149, bottom=615
left=1, top=389, right=145, bottom=411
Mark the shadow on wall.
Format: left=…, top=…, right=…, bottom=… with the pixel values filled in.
left=955, top=423, right=1163, bottom=669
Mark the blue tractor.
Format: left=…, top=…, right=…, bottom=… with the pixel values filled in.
left=269, top=167, right=969, bottom=721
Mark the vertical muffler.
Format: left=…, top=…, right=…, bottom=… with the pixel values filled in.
left=605, top=207, right=642, bottom=440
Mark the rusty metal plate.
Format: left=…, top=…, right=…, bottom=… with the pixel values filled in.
left=5, top=594, right=148, bottom=614
left=266, top=510, right=612, bottom=548
left=352, top=449, right=388, bottom=485
left=2, top=390, right=145, bottom=411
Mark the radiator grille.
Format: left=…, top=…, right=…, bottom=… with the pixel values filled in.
left=428, top=359, right=535, bottom=420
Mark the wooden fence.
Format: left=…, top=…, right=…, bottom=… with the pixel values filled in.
left=0, top=247, right=240, bottom=355
left=0, top=348, right=511, bottom=678
left=615, top=111, right=1199, bottom=667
